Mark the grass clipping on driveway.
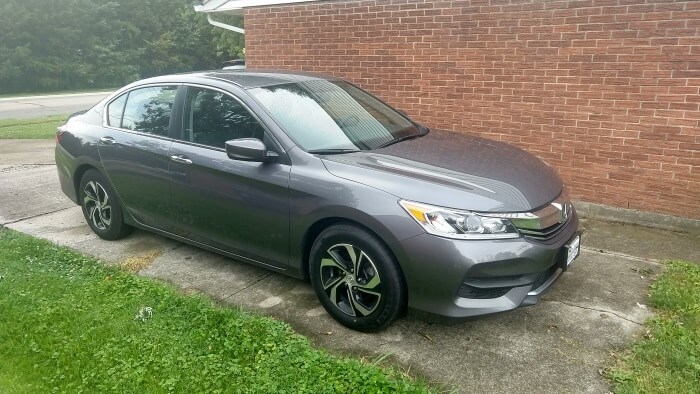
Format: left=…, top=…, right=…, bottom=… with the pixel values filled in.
left=0, top=229, right=429, bottom=393
left=0, top=114, right=67, bottom=139
left=606, top=260, right=700, bottom=393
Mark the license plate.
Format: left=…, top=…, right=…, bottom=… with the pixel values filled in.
left=565, top=235, right=580, bottom=268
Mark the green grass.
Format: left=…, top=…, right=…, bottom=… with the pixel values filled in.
left=606, top=260, right=700, bottom=393
left=0, top=229, right=431, bottom=393
left=0, top=114, right=69, bottom=139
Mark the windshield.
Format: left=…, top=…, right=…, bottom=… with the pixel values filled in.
left=249, top=80, right=420, bottom=152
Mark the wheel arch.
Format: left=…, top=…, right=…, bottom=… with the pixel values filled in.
left=300, top=216, right=409, bottom=313
left=72, top=163, right=137, bottom=227
left=73, top=164, right=99, bottom=200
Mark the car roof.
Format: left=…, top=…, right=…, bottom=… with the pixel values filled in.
left=136, top=70, right=341, bottom=90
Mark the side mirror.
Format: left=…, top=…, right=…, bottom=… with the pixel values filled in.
left=225, top=138, right=269, bottom=162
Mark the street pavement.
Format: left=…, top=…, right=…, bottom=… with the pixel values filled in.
left=0, top=92, right=112, bottom=119
left=2, top=139, right=699, bottom=393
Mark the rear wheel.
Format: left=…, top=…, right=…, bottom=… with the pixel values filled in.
left=309, top=224, right=405, bottom=332
left=79, top=169, right=132, bottom=240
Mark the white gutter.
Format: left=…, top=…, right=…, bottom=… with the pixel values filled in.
left=195, top=0, right=323, bottom=34
left=195, top=0, right=321, bottom=14
left=206, top=14, right=245, bottom=35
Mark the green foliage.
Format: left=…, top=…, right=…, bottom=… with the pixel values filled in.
left=0, top=0, right=245, bottom=94
left=0, top=114, right=68, bottom=139
left=0, top=229, right=431, bottom=393
left=606, top=260, right=700, bottom=393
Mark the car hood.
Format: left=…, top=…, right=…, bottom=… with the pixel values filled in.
left=320, top=129, right=563, bottom=212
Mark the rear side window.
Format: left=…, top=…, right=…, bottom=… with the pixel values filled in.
left=107, top=94, right=126, bottom=127
left=119, top=86, right=177, bottom=136
left=181, top=87, right=265, bottom=149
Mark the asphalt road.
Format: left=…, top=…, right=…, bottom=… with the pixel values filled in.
left=0, top=92, right=112, bottom=119
left=4, top=139, right=699, bottom=392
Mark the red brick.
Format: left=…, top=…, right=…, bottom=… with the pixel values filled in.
left=245, top=0, right=700, bottom=219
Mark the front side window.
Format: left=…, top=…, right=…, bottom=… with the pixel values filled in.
left=120, top=86, right=177, bottom=136
left=249, top=80, right=419, bottom=152
left=182, top=87, right=265, bottom=149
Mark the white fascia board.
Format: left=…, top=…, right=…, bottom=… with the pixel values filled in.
left=195, top=0, right=322, bottom=15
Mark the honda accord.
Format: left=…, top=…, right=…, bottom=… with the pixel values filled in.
left=55, top=71, right=580, bottom=331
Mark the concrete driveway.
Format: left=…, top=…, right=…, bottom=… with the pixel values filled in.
left=3, top=139, right=698, bottom=393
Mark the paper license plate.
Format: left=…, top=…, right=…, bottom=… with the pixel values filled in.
left=565, top=235, right=580, bottom=268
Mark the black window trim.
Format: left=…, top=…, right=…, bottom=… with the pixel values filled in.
left=174, top=83, right=287, bottom=158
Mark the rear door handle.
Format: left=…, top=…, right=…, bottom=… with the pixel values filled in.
left=170, top=155, right=193, bottom=165
left=99, top=136, right=116, bottom=145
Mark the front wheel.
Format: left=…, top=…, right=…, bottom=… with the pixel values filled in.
left=79, top=169, right=132, bottom=240
left=309, top=224, right=406, bottom=332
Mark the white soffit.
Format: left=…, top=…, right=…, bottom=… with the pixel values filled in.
left=194, top=0, right=323, bottom=16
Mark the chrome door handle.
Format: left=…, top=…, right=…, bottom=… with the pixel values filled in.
left=99, top=136, right=116, bottom=145
left=170, top=155, right=193, bottom=165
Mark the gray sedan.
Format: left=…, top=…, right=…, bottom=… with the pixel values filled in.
left=55, top=71, right=580, bottom=331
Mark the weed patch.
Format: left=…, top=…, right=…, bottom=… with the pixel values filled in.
left=0, top=229, right=430, bottom=393
left=606, top=260, right=700, bottom=393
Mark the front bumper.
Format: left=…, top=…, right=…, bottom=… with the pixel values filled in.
left=394, top=210, right=579, bottom=321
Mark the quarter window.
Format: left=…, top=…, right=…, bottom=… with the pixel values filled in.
left=120, top=86, right=177, bottom=136
left=107, top=93, right=126, bottom=127
left=182, top=87, right=265, bottom=149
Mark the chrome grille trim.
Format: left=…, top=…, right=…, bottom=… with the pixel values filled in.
left=489, top=189, right=573, bottom=240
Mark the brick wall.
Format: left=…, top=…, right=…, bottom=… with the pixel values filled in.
left=245, top=0, right=700, bottom=219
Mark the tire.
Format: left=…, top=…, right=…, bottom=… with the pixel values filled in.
left=79, top=169, right=132, bottom=240
left=309, top=224, right=406, bottom=332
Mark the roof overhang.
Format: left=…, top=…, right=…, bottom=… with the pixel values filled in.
left=195, top=0, right=322, bottom=34
left=194, top=0, right=321, bottom=16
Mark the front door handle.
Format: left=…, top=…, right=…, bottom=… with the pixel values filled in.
left=170, top=155, right=193, bottom=165
left=99, top=136, right=116, bottom=145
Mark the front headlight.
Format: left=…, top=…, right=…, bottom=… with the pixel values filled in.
left=399, top=200, right=520, bottom=240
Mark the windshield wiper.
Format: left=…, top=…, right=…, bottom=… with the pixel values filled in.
left=374, top=133, right=424, bottom=149
left=307, top=148, right=361, bottom=155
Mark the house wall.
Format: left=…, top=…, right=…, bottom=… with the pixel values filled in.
left=245, top=0, right=700, bottom=219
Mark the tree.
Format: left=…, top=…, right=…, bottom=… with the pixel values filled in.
left=0, top=0, right=244, bottom=94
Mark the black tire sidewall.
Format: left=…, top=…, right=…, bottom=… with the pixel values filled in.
left=309, top=224, right=405, bottom=332
left=79, top=169, right=128, bottom=240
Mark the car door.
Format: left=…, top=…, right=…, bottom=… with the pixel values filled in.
left=99, top=85, right=179, bottom=230
left=168, top=85, right=291, bottom=268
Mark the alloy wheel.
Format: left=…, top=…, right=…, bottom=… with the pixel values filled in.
left=83, top=181, right=112, bottom=230
left=319, top=243, right=382, bottom=317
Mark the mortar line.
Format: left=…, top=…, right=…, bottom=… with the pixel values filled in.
left=1, top=205, right=76, bottom=226
left=542, top=299, right=644, bottom=326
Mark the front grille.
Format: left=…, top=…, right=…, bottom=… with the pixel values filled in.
left=457, top=284, right=512, bottom=299
left=511, top=194, right=573, bottom=242
left=519, top=216, right=569, bottom=241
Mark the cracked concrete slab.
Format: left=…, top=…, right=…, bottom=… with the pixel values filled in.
left=218, top=249, right=658, bottom=393
left=140, top=244, right=272, bottom=301
left=0, top=140, right=72, bottom=224
left=6, top=206, right=660, bottom=393
left=580, top=219, right=700, bottom=264
left=2, top=139, right=691, bottom=393
left=7, top=207, right=182, bottom=264
left=0, top=139, right=56, bottom=165
left=0, top=165, right=74, bottom=225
